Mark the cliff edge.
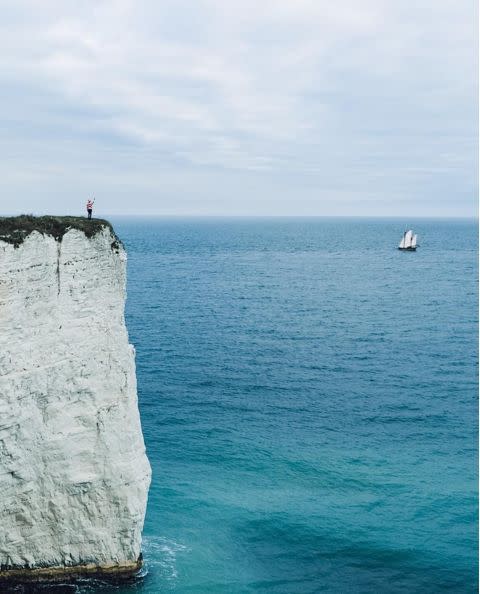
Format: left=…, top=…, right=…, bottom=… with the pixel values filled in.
left=0, top=216, right=151, bottom=583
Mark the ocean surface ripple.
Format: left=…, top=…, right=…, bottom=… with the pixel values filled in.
left=19, top=218, right=479, bottom=594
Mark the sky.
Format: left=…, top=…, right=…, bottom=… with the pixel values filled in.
left=0, top=0, right=477, bottom=217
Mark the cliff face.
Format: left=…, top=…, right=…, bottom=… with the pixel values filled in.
left=0, top=219, right=151, bottom=581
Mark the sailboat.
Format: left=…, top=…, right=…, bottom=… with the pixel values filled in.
left=398, top=229, right=417, bottom=251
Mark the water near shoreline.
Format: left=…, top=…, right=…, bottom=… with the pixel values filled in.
left=23, top=217, right=479, bottom=594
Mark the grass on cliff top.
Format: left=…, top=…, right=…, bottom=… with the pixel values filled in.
left=0, top=215, right=120, bottom=248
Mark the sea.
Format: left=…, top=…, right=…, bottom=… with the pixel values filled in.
left=16, top=218, right=479, bottom=593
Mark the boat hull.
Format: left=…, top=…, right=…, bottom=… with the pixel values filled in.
left=398, top=247, right=416, bottom=251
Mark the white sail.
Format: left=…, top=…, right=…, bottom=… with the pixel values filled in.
left=399, top=229, right=415, bottom=249
left=405, top=230, right=413, bottom=248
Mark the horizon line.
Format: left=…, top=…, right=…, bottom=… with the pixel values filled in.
left=0, top=213, right=478, bottom=221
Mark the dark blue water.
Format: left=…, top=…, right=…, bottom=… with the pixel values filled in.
left=55, top=218, right=480, bottom=593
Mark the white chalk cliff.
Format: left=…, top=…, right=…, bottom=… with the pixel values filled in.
left=0, top=220, right=151, bottom=581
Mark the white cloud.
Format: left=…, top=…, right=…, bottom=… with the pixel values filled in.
left=0, top=0, right=476, bottom=215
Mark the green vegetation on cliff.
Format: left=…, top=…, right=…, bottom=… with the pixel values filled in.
left=0, top=215, right=120, bottom=249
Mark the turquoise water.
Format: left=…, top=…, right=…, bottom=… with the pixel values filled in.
left=18, top=218, right=480, bottom=593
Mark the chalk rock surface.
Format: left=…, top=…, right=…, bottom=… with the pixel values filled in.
left=0, top=220, right=151, bottom=580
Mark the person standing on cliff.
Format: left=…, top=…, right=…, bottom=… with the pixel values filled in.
left=86, top=198, right=94, bottom=220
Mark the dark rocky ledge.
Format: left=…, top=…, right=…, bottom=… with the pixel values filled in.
left=0, top=556, right=143, bottom=584
left=0, top=215, right=121, bottom=249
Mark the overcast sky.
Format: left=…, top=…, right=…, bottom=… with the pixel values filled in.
left=1, top=1, right=477, bottom=217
